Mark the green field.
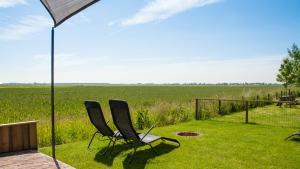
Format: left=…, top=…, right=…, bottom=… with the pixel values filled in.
left=0, top=85, right=292, bottom=146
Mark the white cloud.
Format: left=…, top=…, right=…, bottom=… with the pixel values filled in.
left=0, top=0, right=27, bottom=8
left=31, top=52, right=107, bottom=71
left=0, top=15, right=52, bottom=40
left=121, top=0, right=222, bottom=26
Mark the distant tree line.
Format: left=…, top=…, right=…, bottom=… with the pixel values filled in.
left=277, top=43, right=300, bottom=92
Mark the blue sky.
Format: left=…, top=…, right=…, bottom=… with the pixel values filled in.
left=1, top=0, right=300, bottom=84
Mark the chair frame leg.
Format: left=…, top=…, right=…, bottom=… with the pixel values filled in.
left=148, top=144, right=157, bottom=155
left=99, top=139, right=113, bottom=155
left=109, top=137, right=117, bottom=154
left=88, top=131, right=100, bottom=149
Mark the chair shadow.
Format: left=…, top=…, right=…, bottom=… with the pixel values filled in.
left=122, top=142, right=179, bottom=169
left=94, top=143, right=131, bottom=166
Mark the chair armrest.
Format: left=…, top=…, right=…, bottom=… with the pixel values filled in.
left=140, top=124, right=156, bottom=141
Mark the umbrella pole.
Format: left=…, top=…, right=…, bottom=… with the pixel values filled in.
left=51, top=27, right=56, bottom=159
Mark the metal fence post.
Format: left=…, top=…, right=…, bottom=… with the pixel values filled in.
left=218, top=100, right=221, bottom=114
left=245, top=101, right=249, bottom=124
left=195, top=99, right=199, bottom=120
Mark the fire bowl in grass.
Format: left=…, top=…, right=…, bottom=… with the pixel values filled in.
left=176, top=131, right=201, bottom=137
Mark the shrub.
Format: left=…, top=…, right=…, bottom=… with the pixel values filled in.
left=150, top=102, right=192, bottom=126
left=135, top=109, right=151, bottom=129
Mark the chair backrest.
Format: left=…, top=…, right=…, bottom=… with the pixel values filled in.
left=109, top=100, right=140, bottom=142
left=84, top=101, right=115, bottom=137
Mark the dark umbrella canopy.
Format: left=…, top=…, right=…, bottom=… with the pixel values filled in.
left=41, top=0, right=100, bottom=27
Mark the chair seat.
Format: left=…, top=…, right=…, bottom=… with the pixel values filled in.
left=139, top=133, right=161, bottom=144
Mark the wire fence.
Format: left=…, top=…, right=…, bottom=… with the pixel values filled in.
left=195, top=98, right=300, bottom=128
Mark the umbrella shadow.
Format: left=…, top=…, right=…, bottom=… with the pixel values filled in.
left=122, top=142, right=179, bottom=169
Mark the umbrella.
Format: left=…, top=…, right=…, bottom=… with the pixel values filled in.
left=40, top=0, right=101, bottom=158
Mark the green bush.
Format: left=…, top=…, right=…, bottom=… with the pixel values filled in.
left=135, top=109, right=151, bottom=129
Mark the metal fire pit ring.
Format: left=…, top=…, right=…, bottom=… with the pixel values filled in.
left=176, top=131, right=201, bottom=137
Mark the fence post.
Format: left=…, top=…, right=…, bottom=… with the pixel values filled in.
left=218, top=100, right=221, bottom=114
left=256, top=95, right=259, bottom=107
left=245, top=101, right=249, bottom=124
left=276, top=92, right=278, bottom=99
left=267, top=94, right=270, bottom=101
left=242, top=96, right=245, bottom=110
left=195, top=99, right=199, bottom=120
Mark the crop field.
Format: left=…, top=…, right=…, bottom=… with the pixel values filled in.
left=0, top=85, right=290, bottom=146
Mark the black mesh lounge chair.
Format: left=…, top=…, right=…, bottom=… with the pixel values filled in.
left=109, top=99, right=180, bottom=160
left=84, top=101, right=122, bottom=154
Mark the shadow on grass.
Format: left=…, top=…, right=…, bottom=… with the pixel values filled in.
left=94, top=142, right=178, bottom=169
left=247, top=122, right=258, bottom=125
left=94, top=143, right=131, bottom=166
left=122, top=143, right=178, bottom=169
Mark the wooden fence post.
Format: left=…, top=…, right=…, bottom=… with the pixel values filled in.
left=245, top=101, right=249, bottom=124
left=242, top=97, right=245, bottom=111
left=195, top=99, right=199, bottom=120
left=218, top=100, right=221, bottom=114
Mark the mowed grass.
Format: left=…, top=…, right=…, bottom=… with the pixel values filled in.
left=0, top=85, right=288, bottom=146
left=212, top=105, right=300, bottom=128
left=40, top=117, right=300, bottom=169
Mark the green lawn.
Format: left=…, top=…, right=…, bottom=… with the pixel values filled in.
left=40, top=119, right=300, bottom=169
left=212, top=105, right=300, bottom=128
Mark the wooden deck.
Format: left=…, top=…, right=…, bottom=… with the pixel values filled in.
left=0, top=150, right=75, bottom=169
